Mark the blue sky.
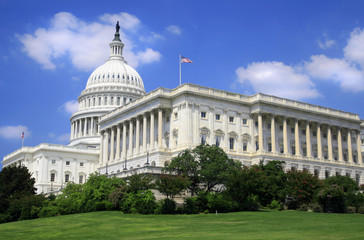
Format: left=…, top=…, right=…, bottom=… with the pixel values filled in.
left=2, top=0, right=364, bottom=169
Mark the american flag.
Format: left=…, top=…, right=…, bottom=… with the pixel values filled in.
left=181, top=56, right=193, bottom=63
left=21, top=132, right=24, bottom=139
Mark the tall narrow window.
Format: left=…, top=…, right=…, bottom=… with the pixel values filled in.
left=65, top=174, right=70, bottom=183
left=215, top=136, right=221, bottom=148
left=50, top=173, right=55, bottom=182
left=201, top=112, right=207, bottom=119
left=201, top=134, right=206, bottom=145
left=79, top=175, right=83, bottom=184
left=229, top=137, right=234, bottom=150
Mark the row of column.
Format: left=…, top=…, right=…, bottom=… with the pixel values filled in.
left=99, top=108, right=164, bottom=165
left=257, top=113, right=362, bottom=163
left=70, top=117, right=99, bottom=140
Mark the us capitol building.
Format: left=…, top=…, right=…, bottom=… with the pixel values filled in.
left=3, top=25, right=364, bottom=194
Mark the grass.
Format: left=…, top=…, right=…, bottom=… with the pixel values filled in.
left=1, top=210, right=364, bottom=239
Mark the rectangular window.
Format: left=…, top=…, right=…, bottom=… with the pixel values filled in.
left=66, top=161, right=70, bottom=166
left=51, top=160, right=56, bottom=164
left=117, top=97, right=120, bottom=105
left=104, top=97, right=108, bottom=105
left=314, top=169, right=319, bottom=177
left=291, top=128, right=294, bottom=134
left=302, top=129, right=306, bottom=135
left=229, top=137, right=234, bottom=150
left=201, top=134, right=206, bottom=145
left=98, top=97, right=101, bottom=106
left=80, top=162, right=84, bottom=167
left=50, top=173, right=55, bottom=182
left=243, top=142, right=247, bottom=151
left=174, top=112, right=178, bottom=119
left=323, top=133, right=327, bottom=138
left=256, top=141, right=259, bottom=151
left=255, top=121, right=258, bottom=127
left=333, top=135, right=337, bottom=140
left=79, top=175, right=83, bottom=184
left=267, top=124, right=271, bottom=130
left=292, top=146, right=296, bottom=155
left=65, top=174, right=70, bottom=183
left=215, top=114, right=221, bottom=121
left=242, top=119, right=247, bottom=125
left=111, top=97, right=114, bottom=105
left=229, top=116, right=234, bottom=123
left=313, top=131, right=317, bottom=137
left=268, top=143, right=272, bottom=152
left=215, top=136, right=221, bottom=148
left=343, top=137, right=347, bottom=142
left=201, top=111, right=207, bottom=119
left=279, top=125, right=283, bottom=131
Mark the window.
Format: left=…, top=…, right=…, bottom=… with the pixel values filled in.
left=215, top=114, right=221, bottom=121
left=98, top=97, right=101, bottom=106
left=215, top=136, right=221, bottom=147
left=268, top=143, right=272, bottom=152
left=323, top=133, right=327, bottom=138
left=346, top=172, right=351, bottom=178
left=243, top=142, right=247, bottom=151
left=51, top=160, right=56, bottom=164
left=93, top=98, right=96, bottom=106
left=229, top=137, right=234, bottom=150
left=79, top=175, right=83, bottom=184
left=267, top=123, right=271, bottom=129
left=279, top=125, right=283, bottom=131
left=292, top=146, right=296, bottom=155
left=314, top=169, right=319, bottom=177
left=174, top=112, right=178, bottom=119
left=66, top=161, right=70, bottom=166
left=229, top=116, right=234, bottom=123
left=255, top=121, right=258, bottom=127
left=111, top=97, right=114, bottom=105
left=65, top=174, right=70, bottom=183
left=201, top=111, right=207, bottom=119
left=356, top=174, right=360, bottom=185
left=343, top=136, right=347, bottom=142
left=256, top=141, right=259, bottom=151
left=80, top=162, right=84, bottom=167
left=313, top=131, right=317, bottom=137
left=325, top=170, right=330, bottom=179
left=242, top=119, right=247, bottom=125
left=117, top=97, right=120, bottom=105
left=123, top=97, right=126, bottom=104
left=166, top=116, right=170, bottom=122
left=50, top=173, right=55, bottom=182
left=201, top=134, right=206, bottom=145
left=291, top=128, right=294, bottom=134
left=333, top=135, right=337, bottom=140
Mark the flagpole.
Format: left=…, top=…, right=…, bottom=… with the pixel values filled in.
left=179, top=54, right=181, bottom=86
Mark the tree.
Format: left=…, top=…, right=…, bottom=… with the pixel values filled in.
left=164, top=149, right=200, bottom=195
left=126, top=174, right=154, bottom=194
left=285, top=169, right=323, bottom=207
left=193, top=144, right=241, bottom=193
left=155, top=174, right=191, bottom=199
left=0, top=165, right=36, bottom=214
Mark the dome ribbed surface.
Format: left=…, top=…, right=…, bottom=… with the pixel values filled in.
left=86, top=59, right=145, bottom=92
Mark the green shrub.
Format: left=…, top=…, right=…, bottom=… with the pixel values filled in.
left=298, top=204, right=309, bottom=211
left=121, top=190, right=157, bottom=214
left=182, top=197, right=199, bottom=214
left=269, top=200, right=281, bottom=210
left=346, top=206, right=356, bottom=214
left=317, top=184, right=346, bottom=213
left=358, top=205, right=364, bottom=214
left=38, top=205, right=60, bottom=218
left=239, top=195, right=260, bottom=211
left=159, top=198, right=176, bottom=214
left=309, top=202, right=323, bottom=213
left=206, top=192, right=238, bottom=213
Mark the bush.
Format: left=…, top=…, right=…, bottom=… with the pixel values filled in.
left=6, top=194, right=46, bottom=222
left=158, top=198, right=176, bottom=214
left=121, top=190, right=157, bottom=214
left=206, top=192, right=238, bottom=213
left=239, top=195, right=260, bottom=211
left=309, top=202, right=323, bottom=213
left=181, top=197, right=199, bottom=214
left=269, top=200, right=281, bottom=210
left=38, top=205, right=60, bottom=218
left=298, top=204, right=309, bottom=211
left=317, top=184, right=346, bottom=213
left=358, top=205, right=364, bottom=214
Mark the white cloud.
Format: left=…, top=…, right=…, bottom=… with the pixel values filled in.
left=59, top=100, right=79, bottom=115
left=305, top=55, right=364, bottom=92
left=236, top=61, right=320, bottom=100
left=19, top=12, right=161, bottom=71
left=48, top=132, right=70, bottom=144
left=0, top=125, right=30, bottom=140
left=317, top=34, right=335, bottom=49
left=344, top=28, right=364, bottom=68
left=136, top=48, right=162, bottom=64
left=166, top=25, right=182, bottom=35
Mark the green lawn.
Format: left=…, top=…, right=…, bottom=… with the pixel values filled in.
left=1, top=210, right=364, bottom=239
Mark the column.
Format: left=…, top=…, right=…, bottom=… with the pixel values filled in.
left=110, top=127, right=115, bottom=161
left=76, top=120, right=80, bottom=137
left=348, top=131, right=353, bottom=162
left=338, top=128, right=343, bottom=161
left=129, top=120, right=133, bottom=155
left=136, top=117, right=140, bottom=154
left=258, top=113, right=263, bottom=152
left=90, top=117, right=94, bottom=135
left=150, top=111, right=155, bottom=149
left=295, top=120, right=301, bottom=156
left=99, top=132, right=104, bottom=165
left=143, top=114, right=147, bottom=152
left=158, top=108, right=163, bottom=149
left=317, top=124, right=322, bottom=159
left=306, top=122, right=311, bottom=157
left=122, top=123, right=127, bottom=158
left=103, top=130, right=109, bottom=165
left=271, top=115, right=276, bottom=153
left=116, top=124, right=121, bottom=160
left=357, top=132, right=362, bottom=164
left=327, top=126, right=333, bottom=160
left=283, top=117, right=288, bottom=154
left=83, top=118, right=87, bottom=136
left=70, top=121, right=74, bottom=140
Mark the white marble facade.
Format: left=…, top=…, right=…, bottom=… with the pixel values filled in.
left=98, top=84, right=364, bottom=184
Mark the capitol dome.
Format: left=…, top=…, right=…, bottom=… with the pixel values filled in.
left=69, top=22, right=146, bottom=148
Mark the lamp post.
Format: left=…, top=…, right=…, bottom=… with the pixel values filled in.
left=145, top=151, right=150, bottom=166
left=123, top=157, right=127, bottom=171
left=106, top=161, right=109, bottom=175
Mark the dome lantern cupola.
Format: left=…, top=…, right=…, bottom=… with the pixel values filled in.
left=109, top=21, right=126, bottom=62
